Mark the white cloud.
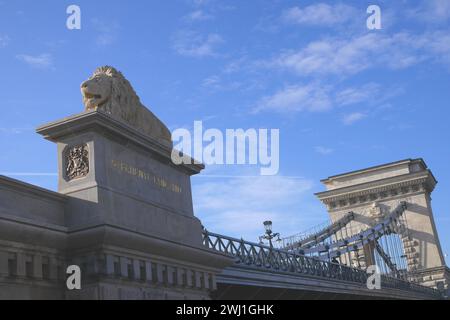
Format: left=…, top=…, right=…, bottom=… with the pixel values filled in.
left=191, top=0, right=211, bottom=6
left=16, top=53, right=53, bottom=69
left=193, top=175, right=315, bottom=239
left=314, top=146, right=334, bottom=155
left=0, top=127, right=32, bottom=134
left=173, top=30, right=224, bottom=57
left=92, top=18, right=120, bottom=46
left=185, top=10, right=213, bottom=21
left=335, top=83, right=380, bottom=106
left=274, top=35, right=374, bottom=76
left=342, top=112, right=366, bottom=125
left=410, top=0, right=450, bottom=23
left=201, top=74, right=243, bottom=92
left=202, top=75, right=221, bottom=88
left=252, top=81, right=400, bottom=120
left=426, top=31, right=450, bottom=67
left=272, top=32, right=429, bottom=76
left=223, top=56, right=247, bottom=73
left=195, top=176, right=312, bottom=211
left=428, top=0, right=450, bottom=20
left=96, top=34, right=115, bottom=46
left=273, top=30, right=450, bottom=76
left=254, top=83, right=332, bottom=113
left=283, top=3, right=357, bottom=27
left=0, top=34, right=10, bottom=48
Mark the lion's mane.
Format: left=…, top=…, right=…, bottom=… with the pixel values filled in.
left=85, top=66, right=172, bottom=147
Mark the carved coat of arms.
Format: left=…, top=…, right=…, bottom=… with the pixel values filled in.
left=66, top=144, right=89, bottom=180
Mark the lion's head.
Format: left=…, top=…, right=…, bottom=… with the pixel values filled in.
left=81, top=66, right=113, bottom=111
left=80, top=66, right=172, bottom=146
left=80, top=66, right=140, bottom=116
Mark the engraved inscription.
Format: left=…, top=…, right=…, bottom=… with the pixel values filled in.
left=111, top=159, right=182, bottom=193
left=66, top=144, right=89, bottom=181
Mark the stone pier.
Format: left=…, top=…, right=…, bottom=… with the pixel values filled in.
left=316, top=159, right=450, bottom=290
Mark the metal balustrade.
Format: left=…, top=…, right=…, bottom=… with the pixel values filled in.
left=202, top=229, right=442, bottom=298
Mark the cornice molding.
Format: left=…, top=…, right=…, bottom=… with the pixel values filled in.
left=315, top=171, right=436, bottom=211
left=0, top=175, right=67, bottom=203
left=36, top=110, right=205, bottom=176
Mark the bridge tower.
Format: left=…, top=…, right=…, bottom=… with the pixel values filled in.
left=316, top=159, right=449, bottom=290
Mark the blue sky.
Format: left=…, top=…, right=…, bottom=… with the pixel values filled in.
left=0, top=0, right=449, bottom=263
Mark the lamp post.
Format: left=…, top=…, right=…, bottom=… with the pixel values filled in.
left=259, top=221, right=281, bottom=248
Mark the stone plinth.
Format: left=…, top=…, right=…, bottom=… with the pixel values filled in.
left=37, top=110, right=203, bottom=245
left=32, top=110, right=233, bottom=299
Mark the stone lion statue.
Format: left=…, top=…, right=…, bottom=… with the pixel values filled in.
left=80, top=66, right=172, bottom=147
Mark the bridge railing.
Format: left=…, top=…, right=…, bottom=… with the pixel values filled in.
left=203, top=230, right=441, bottom=298
left=280, top=211, right=355, bottom=250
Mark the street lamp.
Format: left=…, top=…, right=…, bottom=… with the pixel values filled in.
left=259, top=220, right=281, bottom=248
left=263, top=221, right=272, bottom=233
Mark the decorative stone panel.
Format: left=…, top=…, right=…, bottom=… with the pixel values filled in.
left=65, top=144, right=89, bottom=181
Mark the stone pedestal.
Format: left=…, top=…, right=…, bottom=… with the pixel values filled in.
left=35, top=110, right=233, bottom=299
